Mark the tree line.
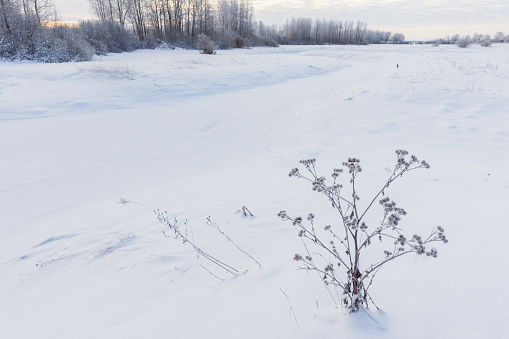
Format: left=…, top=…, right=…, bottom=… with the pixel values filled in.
left=87, top=0, right=258, bottom=47
left=433, top=32, right=508, bottom=46
left=257, top=18, right=401, bottom=45
left=87, top=0, right=398, bottom=46
left=1, top=0, right=402, bottom=63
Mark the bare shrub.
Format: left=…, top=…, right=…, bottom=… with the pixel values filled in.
left=198, top=34, right=216, bottom=54
left=279, top=150, right=448, bottom=313
left=233, top=36, right=245, bottom=48
left=255, top=35, right=279, bottom=47
left=480, top=39, right=492, bottom=47
left=456, top=38, right=470, bottom=48
left=52, top=26, right=95, bottom=62
left=79, top=20, right=141, bottom=55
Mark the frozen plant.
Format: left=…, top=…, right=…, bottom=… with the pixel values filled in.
left=279, top=150, right=448, bottom=313
left=197, top=34, right=216, bottom=55
left=156, top=211, right=261, bottom=277
left=480, top=39, right=492, bottom=47
left=156, top=210, right=238, bottom=274
left=456, top=38, right=470, bottom=48
left=79, top=64, right=138, bottom=80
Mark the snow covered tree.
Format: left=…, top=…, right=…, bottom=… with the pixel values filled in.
left=390, top=32, right=405, bottom=43
left=493, top=32, right=505, bottom=42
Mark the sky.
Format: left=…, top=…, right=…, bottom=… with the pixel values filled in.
left=55, top=0, right=509, bottom=41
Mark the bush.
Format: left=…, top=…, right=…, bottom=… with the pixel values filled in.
left=279, top=150, right=448, bottom=313
left=0, top=24, right=94, bottom=63
left=197, top=34, right=216, bottom=54
left=250, top=35, right=279, bottom=47
left=480, top=39, right=492, bottom=47
left=53, top=27, right=95, bottom=62
left=260, top=36, right=279, bottom=47
left=233, top=36, right=245, bottom=48
left=456, top=38, right=470, bottom=48
left=80, top=20, right=140, bottom=55
left=212, top=30, right=236, bottom=50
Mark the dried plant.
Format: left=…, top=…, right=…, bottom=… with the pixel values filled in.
left=156, top=211, right=262, bottom=277
left=156, top=210, right=238, bottom=275
left=279, top=150, right=448, bottom=312
left=241, top=206, right=254, bottom=217
left=206, top=216, right=261, bottom=267
left=197, top=34, right=216, bottom=55
left=79, top=64, right=138, bottom=80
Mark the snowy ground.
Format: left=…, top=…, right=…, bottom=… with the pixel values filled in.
left=1, top=44, right=508, bottom=338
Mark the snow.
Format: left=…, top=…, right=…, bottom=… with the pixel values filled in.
left=1, top=43, right=508, bottom=338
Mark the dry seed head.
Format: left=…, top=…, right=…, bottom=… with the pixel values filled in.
left=332, top=183, right=343, bottom=190
left=426, top=248, right=438, bottom=258
left=413, top=234, right=423, bottom=244
left=414, top=244, right=426, bottom=255
left=299, top=158, right=316, bottom=166
left=332, top=168, right=343, bottom=178
left=288, top=168, right=299, bottom=177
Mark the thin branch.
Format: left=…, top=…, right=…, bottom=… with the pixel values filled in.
left=157, top=211, right=238, bottom=275
left=280, top=289, right=299, bottom=326
left=200, top=264, right=224, bottom=281
left=242, top=206, right=253, bottom=217
left=206, top=217, right=262, bottom=267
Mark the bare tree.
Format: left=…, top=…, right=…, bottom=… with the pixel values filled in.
left=112, top=0, right=130, bottom=26
left=147, top=0, right=163, bottom=39
left=129, top=0, right=147, bottom=40
left=0, top=0, right=16, bottom=36
left=88, top=0, right=110, bottom=21
left=21, top=0, right=56, bottom=25
left=173, top=0, right=183, bottom=33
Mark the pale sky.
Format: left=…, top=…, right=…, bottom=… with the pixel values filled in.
left=55, top=0, right=509, bottom=41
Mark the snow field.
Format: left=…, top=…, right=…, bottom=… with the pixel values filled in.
left=1, top=43, right=509, bottom=338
